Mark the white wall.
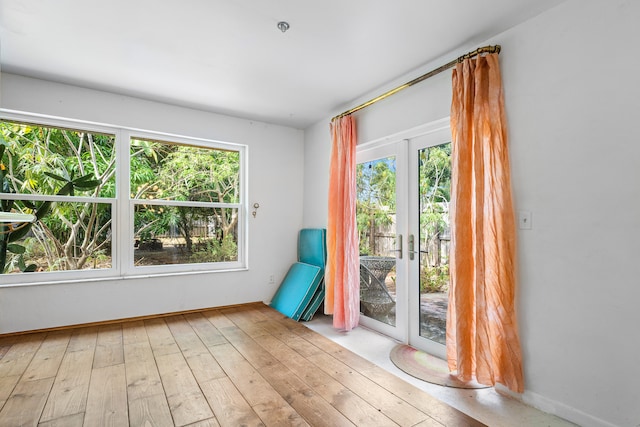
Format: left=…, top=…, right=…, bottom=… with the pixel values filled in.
left=303, top=1, right=640, bottom=426
left=0, top=73, right=305, bottom=334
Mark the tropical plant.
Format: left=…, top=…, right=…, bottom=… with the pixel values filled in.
left=0, top=121, right=113, bottom=273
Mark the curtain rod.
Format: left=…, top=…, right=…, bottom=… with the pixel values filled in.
left=331, top=45, right=501, bottom=122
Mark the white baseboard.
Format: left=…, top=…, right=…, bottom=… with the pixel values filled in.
left=495, top=384, right=620, bottom=427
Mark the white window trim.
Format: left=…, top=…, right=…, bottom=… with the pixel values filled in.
left=0, top=110, right=248, bottom=286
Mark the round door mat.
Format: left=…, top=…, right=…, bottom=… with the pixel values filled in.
left=389, top=344, right=490, bottom=389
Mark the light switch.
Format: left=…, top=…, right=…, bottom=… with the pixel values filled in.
left=518, top=211, right=532, bottom=230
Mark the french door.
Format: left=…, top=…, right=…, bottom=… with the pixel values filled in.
left=357, top=122, right=451, bottom=359
left=356, top=141, right=408, bottom=342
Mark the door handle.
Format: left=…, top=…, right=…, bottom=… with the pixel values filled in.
left=395, top=234, right=403, bottom=259
left=408, top=234, right=416, bottom=260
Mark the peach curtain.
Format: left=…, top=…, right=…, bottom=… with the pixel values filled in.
left=326, top=115, right=360, bottom=331
left=447, top=53, right=524, bottom=393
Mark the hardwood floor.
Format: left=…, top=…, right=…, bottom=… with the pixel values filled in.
left=0, top=303, right=484, bottom=426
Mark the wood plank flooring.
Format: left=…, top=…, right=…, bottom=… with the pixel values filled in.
left=0, top=303, right=485, bottom=426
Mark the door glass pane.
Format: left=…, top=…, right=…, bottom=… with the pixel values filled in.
left=357, top=156, right=397, bottom=326
left=418, top=143, right=451, bottom=344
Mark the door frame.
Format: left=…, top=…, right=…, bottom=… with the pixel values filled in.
left=357, top=118, right=451, bottom=357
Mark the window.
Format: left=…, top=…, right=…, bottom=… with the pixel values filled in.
left=0, top=115, right=246, bottom=283
left=0, top=120, right=116, bottom=276
left=129, top=137, right=241, bottom=270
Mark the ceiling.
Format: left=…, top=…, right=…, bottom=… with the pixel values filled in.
left=0, top=0, right=564, bottom=129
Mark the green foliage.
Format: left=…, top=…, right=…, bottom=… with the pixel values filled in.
left=418, top=144, right=451, bottom=268
left=131, top=140, right=239, bottom=203
left=419, top=265, right=449, bottom=293
left=1, top=121, right=241, bottom=273
left=4, top=241, right=37, bottom=273
left=131, top=139, right=240, bottom=254
left=0, top=120, right=113, bottom=273
left=356, top=158, right=396, bottom=255
left=189, top=235, right=237, bottom=263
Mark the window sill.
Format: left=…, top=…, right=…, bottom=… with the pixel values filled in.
left=0, top=267, right=249, bottom=289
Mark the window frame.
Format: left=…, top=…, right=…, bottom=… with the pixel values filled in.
left=0, top=111, right=248, bottom=286
left=122, top=129, right=247, bottom=276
